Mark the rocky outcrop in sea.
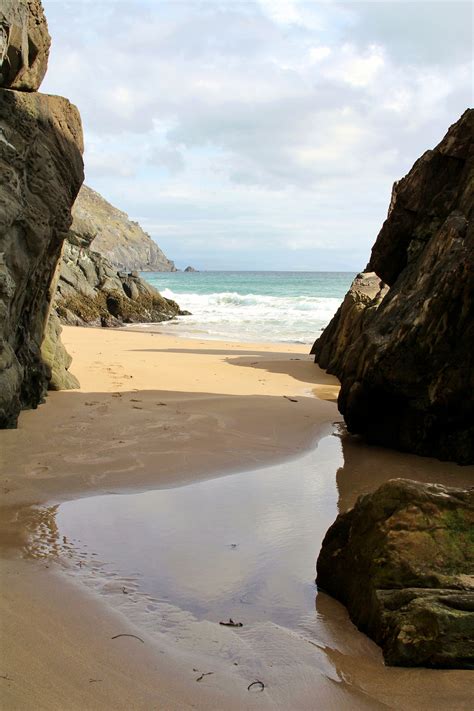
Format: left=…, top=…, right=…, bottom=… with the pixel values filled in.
left=0, top=0, right=84, bottom=427
left=312, top=110, right=474, bottom=465
left=73, top=185, right=176, bottom=273
left=316, top=479, right=474, bottom=668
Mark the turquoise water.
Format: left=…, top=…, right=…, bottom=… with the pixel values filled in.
left=140, top=271, right=355, bottom=344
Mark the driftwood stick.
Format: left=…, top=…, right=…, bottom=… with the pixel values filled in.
left=111, top=633, right=145, bottom=643
left=248, top=680, right=265, bottom=691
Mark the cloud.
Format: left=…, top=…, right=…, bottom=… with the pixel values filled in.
left=41, top=0, right=472, bottom=270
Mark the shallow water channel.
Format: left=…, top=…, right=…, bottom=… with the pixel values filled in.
left=43, top=429, right=474, bottom=709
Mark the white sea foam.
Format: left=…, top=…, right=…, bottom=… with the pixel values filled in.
left=156, top=288, right=341, bottom=344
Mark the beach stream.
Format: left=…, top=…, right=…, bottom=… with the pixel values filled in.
left=27, top=427, right=474, bottom=710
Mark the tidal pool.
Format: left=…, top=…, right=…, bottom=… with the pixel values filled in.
left=48, top=429, right=474, bottom=710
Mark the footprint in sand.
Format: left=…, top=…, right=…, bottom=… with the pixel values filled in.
left=27, top=465, right=50, bottom=478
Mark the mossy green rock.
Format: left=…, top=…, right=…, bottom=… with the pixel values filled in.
left=41, top=312, right=79, bottom=391
left=316, top=479, right=474, bottom=668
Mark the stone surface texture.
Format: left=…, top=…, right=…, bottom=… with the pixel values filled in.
left=53, top=230, right=181, bottom=328
left=72, top=185, right=176, bottom=272
left=316, top=479, right=474, bottom=668
left=0, top=0, right=50, bottom=91
left=0, top=0, right=84, bottom=428
left=41, top=310, right=79, bottom=390
left=311, top=272, right=388, bottom=373
left=312, top=110, right=474, bottom=464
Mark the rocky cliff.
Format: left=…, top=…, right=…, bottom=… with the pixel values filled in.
left=73, top=185, right=176, bottom=272
left=312, top=110, right=474, bottom=464
left=53, top=230, right=181, bottom=330
left=0, top=0, right=84, bottom=427
left=316, top=479, right=474, bottom=668
left=0, top=0, right=50, bottom=90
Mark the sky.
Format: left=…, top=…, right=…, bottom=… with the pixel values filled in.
left=42, top=0, right=473, bottom=271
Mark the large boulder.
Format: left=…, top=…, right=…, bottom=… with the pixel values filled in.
left=0, top=88, right=83, bottom=427
left=311, top=110, right=474, bottom=464
left=71, top=185, right=177, bottom=272
left=316, top=479, right=474, bottom=668
left=0, top=0, right=50, bottom=91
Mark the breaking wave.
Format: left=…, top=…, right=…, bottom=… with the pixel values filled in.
left=156, top=288, right=341, bottom=344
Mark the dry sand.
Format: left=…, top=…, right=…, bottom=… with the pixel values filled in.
left=1, top=326, right=341, bottom=710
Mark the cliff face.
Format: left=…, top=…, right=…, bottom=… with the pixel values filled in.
left=73, top=185, right=176, bottom=272
left=49, top=193, right=182, bottom=335
left=312, top=110, right=474, bottom=464
left=53, top=235, right=181, bottom=330
left=0, top=1, right=84, bottom=427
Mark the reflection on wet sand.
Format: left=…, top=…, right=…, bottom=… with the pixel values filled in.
left=335, top=426, right=474, bottom=513
left=18, top=430, right=472, bottom=711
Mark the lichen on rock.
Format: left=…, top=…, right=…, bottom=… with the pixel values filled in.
left=316, top=479, right=474, bottom=668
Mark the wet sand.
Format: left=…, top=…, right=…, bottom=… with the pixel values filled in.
left=1, top=326, right=473, bottom=710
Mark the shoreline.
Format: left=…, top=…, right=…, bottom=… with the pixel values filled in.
left=0, top=325, right=342, bottom=710
left=1, top=326, right=473, bottom=710
left=1, top=326, right=340, bottom=513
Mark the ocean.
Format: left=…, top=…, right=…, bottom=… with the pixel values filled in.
left=140, top=271, right=355, bottom=345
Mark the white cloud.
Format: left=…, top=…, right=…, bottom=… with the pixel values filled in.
left=328, top=43, right=385, bottom=87
left=308, top=46, right=332, bottom=63
left=41, top=0, right=472, bottom=270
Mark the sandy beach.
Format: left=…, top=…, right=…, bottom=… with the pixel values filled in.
left=1, top=326, right=473, bottom=711
left=1, top=326, right=340, bottom=710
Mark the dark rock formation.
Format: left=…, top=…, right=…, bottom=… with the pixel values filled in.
left=316, top=479, right=474, bottom=668
left=0, top=0, right=50, bottom=91
left=72, top=185, right=176, bottom=272
left=41, top=311, right=79, bottom=390
left=53, top=230, right=181, bottom=328
left=0, top=88, right=83, bottom=427
left=184, top=265, right=197, bottom=272
left=311, top=272, right=388, bottom=373
left=0, top=0, right=84, bottom=428
left=312, top=110, right=474, bottom=464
